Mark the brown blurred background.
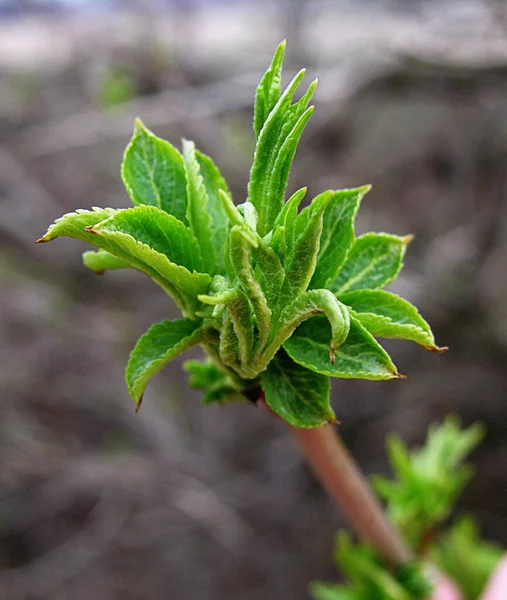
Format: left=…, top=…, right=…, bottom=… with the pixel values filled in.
left=1, top=1, right=507, bottom=598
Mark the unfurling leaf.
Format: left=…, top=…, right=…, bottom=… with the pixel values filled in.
left=282, top=191, right=333, bottom=303
left=184, top=358, right=240, bottom=405
left=82, top=249, right=131, bottom=274
left=122, top=119, right=188, bottom=222
left=278, top=289, right=350, bottom=361
left=195, top=150, right=230, bottom=274
left=249, top=63, right=316, bottom=236
left=254, top=40, right=286, bottom=139
left=183, top=139, right=216, bottom=274
left=372, top=417, right=485, bottom=548
left=91, top=205, right=204, bottom=273
left=37, top=207, right=119, bottom=245
left=330, top=233, right=411, bottom=295
left=310, top=187, right=370, bottom=289
left=432, top=516, right=503, bottom=600
left=261, top=349, right=334, bottom=427
left=284, top=315, right=399, bottom=380
left=339, top=289, right=445, bottom=351
left=126, top=318, right=203, bottom=406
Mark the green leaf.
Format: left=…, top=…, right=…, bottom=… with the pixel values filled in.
left=219, top=310, right=241, bottom=370
left=126, top=318, right=203, bottom=406
left=184, top=358, right=240, bottom=405
left=253, top=40, right=286, bottom=139
left=38, top=207, right=208, bottom=312
left=282, top=191, right=334, bottom=304
left=195, top=150, right=229, bottom=274
left=249, top=67, right=316, bottom=236
left=310, top=582, right=359, bottom=600
left=270, top=187, right=307, bottom=261
left=284, top=315, right=400, bottom=380
left=277, top=289, right=350, bottom=360
left=229, top=225, right=271, bottom=347
left=432, top=516, right=503, bottom=600
left=339, top=290, right=445, bottom=351
left=122, top=119, right=188, bottom=222
left=82, top=249, right=131, bottom=273
left=265, top=103, right=314, bottom=225
left=372, top=417, right=485, bottom=548
left=253, top=241, right=284, bottom=313
left=92, top=205, right=204, bottom=273
left=329, top=533, right=429, bottom=600
left=37, top=207, right=119, bottom=244
left=330, top=233, right=411, bottom=295
left=183, top=139, right=216, bottom=274
left=261, top=349, right=334, bottom=428
left=90, top=206, right=211, bottom=304
left=310, top=187, right=369, bottom=289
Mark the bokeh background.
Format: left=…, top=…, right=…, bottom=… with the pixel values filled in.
left=1, top=1, right=507, bottom=598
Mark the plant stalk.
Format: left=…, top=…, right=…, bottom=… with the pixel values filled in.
left=289, top=424, right=413, bottom=566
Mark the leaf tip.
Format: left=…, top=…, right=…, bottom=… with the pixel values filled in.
left=425, top=344, right=449, bottom=353
left=392, top=372, right=408, bottom=380
left=329, top=346, right=335, bottom=365
left=135, top=395, right=143, bottom=413
left=134, top=117, right=146, bottom=134
left=403, top=234, right=415, bottom=245
left=35, top=236, right=49, bottom=244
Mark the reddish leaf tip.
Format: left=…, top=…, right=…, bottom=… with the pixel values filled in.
left=329, top=346, right=336, bottom=365
left=135, top=395, right=143, bottom=413
left=393, top=372, right=408, bottom=380
left=34, top=236, right=48, bottom=244
left=425, top=345, right=449, bottom=353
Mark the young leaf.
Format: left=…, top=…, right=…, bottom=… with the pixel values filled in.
left=82, top=249, right=131, bottom=274
left=219, top=310, right=241, bottom=370
left=372, top=417, right=485, bottom=548
left=228, top=225, right=271, bottom=346
left=432, top=516, right=503, bottom=600
left=184, top=359, right=239, bottom=405
left=265, top=103, right=315, bottom=223
left=261, top=349, right=334, bottom=428
left=270, top=187, right=307, bottom=260
left=126, top=318, right=203, bottom=406
left=122, top=119, right=188, bottom=222
left=252, top=241, right=284, bottom=312
left=89, top=207, right=211, bottom=302
left=277, top=289, right=350, bottom=362
left=249, top=68, right=315, bottom=235
left=183, top=139, right=216, bottom=274
left=195, top=150, right=230, bottom=274
left=37, top=207, right=119, bottom=245
left=253, top=40, right=286, bottom=139
left=282, top=191, right=333, bottom=303
left=38, top=207, right=205, bottom=312
left=91, top=205, right=204, bottom=273
left=283, top=315, right=400, bottom=380
left=330, top=233, right=411, bottom=295
left=310, top=581, right=359, bottom=600
left=310, top=187, right=370, bottom=289
left=339, top=290, right=445, bottom=351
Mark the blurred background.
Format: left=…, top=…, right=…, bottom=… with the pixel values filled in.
left=1, top=0, right=507, bottom=598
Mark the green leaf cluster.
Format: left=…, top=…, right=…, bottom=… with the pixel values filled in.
left=38, top=41, right=444, bottom=427
left=372, top=417, right=485, bottom=549
left=312, top=418, right=503, bottom=600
